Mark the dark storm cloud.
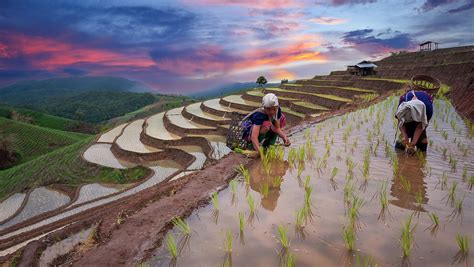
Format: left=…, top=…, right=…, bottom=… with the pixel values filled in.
left=0, top=2, right=198, bottom=49
left=342, top=28, right=416, bottom=54
left=448, top=1, right=474, bottom=13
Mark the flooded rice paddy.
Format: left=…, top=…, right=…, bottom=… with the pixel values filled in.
left=149, top=96, right=473, bottom=266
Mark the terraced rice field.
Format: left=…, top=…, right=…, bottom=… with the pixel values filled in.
left=82, top=143, right=136, bottom=169
left=96, top=123, right=127, bottom=143
left=1, top=187, right=70, bottom=229
left=145, top=112, right=181, bottom=140
left=115, top=119, right=162, bottom=153
left=222, top=95, right=260, bottom=108
left=171, top=146, right=207, bottom=170
left=185, top=102, right=229, bottom=122
left=149, top=95, right=474, bottom=267
left=0, top=193, right=26, bottom=222
left=202, top=99, right=246, bottom=115
left=72, top=184, right=120, bottom=206
left=166, top=107, right=215, bottom=129
left=266, top=87, right=353, bottom=102
left=1, top=75, right=410, bottom=257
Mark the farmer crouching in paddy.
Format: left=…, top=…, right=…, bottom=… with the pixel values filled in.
left=241, top=93, right=291, bottom=155
left=394, top=86, right=434, bottom=154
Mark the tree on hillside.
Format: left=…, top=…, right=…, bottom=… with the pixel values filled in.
left=256, top=76, right=268, bottom=87
left=0, top=134, right=19, bottom=170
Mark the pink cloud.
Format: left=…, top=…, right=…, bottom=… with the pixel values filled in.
left=310, top=16, right=348, bottom=25
left=182, top=0, right=303, bottom=9
left=1, top=32, right=155, bottom=70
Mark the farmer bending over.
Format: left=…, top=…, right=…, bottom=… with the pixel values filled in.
left=395, top=87, right=434, bottom=154
left=242, top=93, right=291, bottom=153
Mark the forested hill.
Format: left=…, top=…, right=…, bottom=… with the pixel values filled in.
left=0, top=76, right=158, bottom=124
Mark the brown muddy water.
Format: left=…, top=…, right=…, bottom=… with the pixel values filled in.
left=148, top=96, right=473, bottom=267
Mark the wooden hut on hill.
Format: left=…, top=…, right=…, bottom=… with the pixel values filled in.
left=347, top=61, right=378, bottom=76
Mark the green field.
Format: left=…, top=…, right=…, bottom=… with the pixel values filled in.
left=0, top=117, right=92, bottom=165
left=0, top=137, right=151, bottom=200
left=0, top=105, right=97, bottom=133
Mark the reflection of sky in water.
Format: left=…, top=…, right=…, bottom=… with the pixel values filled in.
left=0, top=193, right=26, bottom=222
left=1, top=187, right=70, bottom=229
left=149, top=97, right=474, bottom=267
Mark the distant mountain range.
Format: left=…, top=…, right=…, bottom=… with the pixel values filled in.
left=189, top=82, right=280, bottom=99
left=0, top=76, right=151, bottom=105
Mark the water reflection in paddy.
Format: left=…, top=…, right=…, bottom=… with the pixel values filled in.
left=149, top=97, right=473, bottom=266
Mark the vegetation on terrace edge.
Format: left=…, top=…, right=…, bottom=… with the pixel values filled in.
left=0, top=137, right=151, bottom=200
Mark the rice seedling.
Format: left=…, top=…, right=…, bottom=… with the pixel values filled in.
left=449, top=156, right=457, bottom=171
left=229, top=179, right=237, bottom=195
left=247, top=194, right=256, bottom=214
left=354, top=254, right=377, bottom=267
left=277, top=145, right=285, bottom=161
left=342, top=224, right=356, bottom=251
left=399, top=214, right=415, bottom=258
left=441, top=130, right=448, bottom=140
left=469, top=174, right=474, bottom=190
left=362, top=148, right=370, bottom=177
left=415, top=190, right=423, bottom=206
left=305, top=140, right=315, bottom=160
left=273, top=175, right=283, bottom=187
left=304, top=175, right=311, bottom=190
left=297, top=146, right=306, bottom=164
left=454, top=196, right=464, bottom=213
left=447, top=181, right=458, bottom=203
left=347, top=195, right=365, bottom=225
left=277, top=224, right=290, bottom=249
left=281, top=252, right=295, bottom=267
left=429, top=212, right=439, bottom=226
left=260, top=183, right=269, bottom=197
left=462, top=165, right=468, bottom=182
left=379, top=181, right=389, bottom=211
left=304, top=186, right=313, bottom=209
left=343, top=181, right=355, bottom=204
left=236, top=164, right=250, bottom=185
left=260, top=147, right=271, bottom=175
left=211, top=192, right=219, bottom=211
left=166, top=234, right=178, bottom=258
left=288, top=148, right=297, bottom=166
left=239, top=212, right=244, bottom=233
left=330, top=167, right=338, bottom=180
left=171, top=217, right=191, bottom=236
left=392, top=155, right=399, bottom=175
left=224, top=230, right=233, bottom=253
left=304, top=128, right=311, bottom=139
left=441, top=147, right=447, bottom=158
left=439, top=172, right=448, bottom=190
left=455, top=234, right=470, bottom=254
left=297, top=162, right=305, bottom=177
left=295, top=206, right=308, bottom=229
left=116, top=210, right=127, bottom=225
left=399, top=175, right=411, bottom=193
left=267, top=145, right=277, bottom=160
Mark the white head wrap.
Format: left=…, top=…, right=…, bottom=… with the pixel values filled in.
left=262, top=93, right=279, bottom=108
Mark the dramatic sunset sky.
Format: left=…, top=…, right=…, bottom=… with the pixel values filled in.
left=0, top=0, right=472, bottom=94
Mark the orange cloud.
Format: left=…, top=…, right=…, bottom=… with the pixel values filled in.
left=3, top=33, right=155, bottom=70
left=310, top=16, right=348, bottom=25
left=271, top=69, right=296, bottom=81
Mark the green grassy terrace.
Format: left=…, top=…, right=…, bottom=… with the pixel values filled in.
left=0, top=137, right=151, bottom=200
